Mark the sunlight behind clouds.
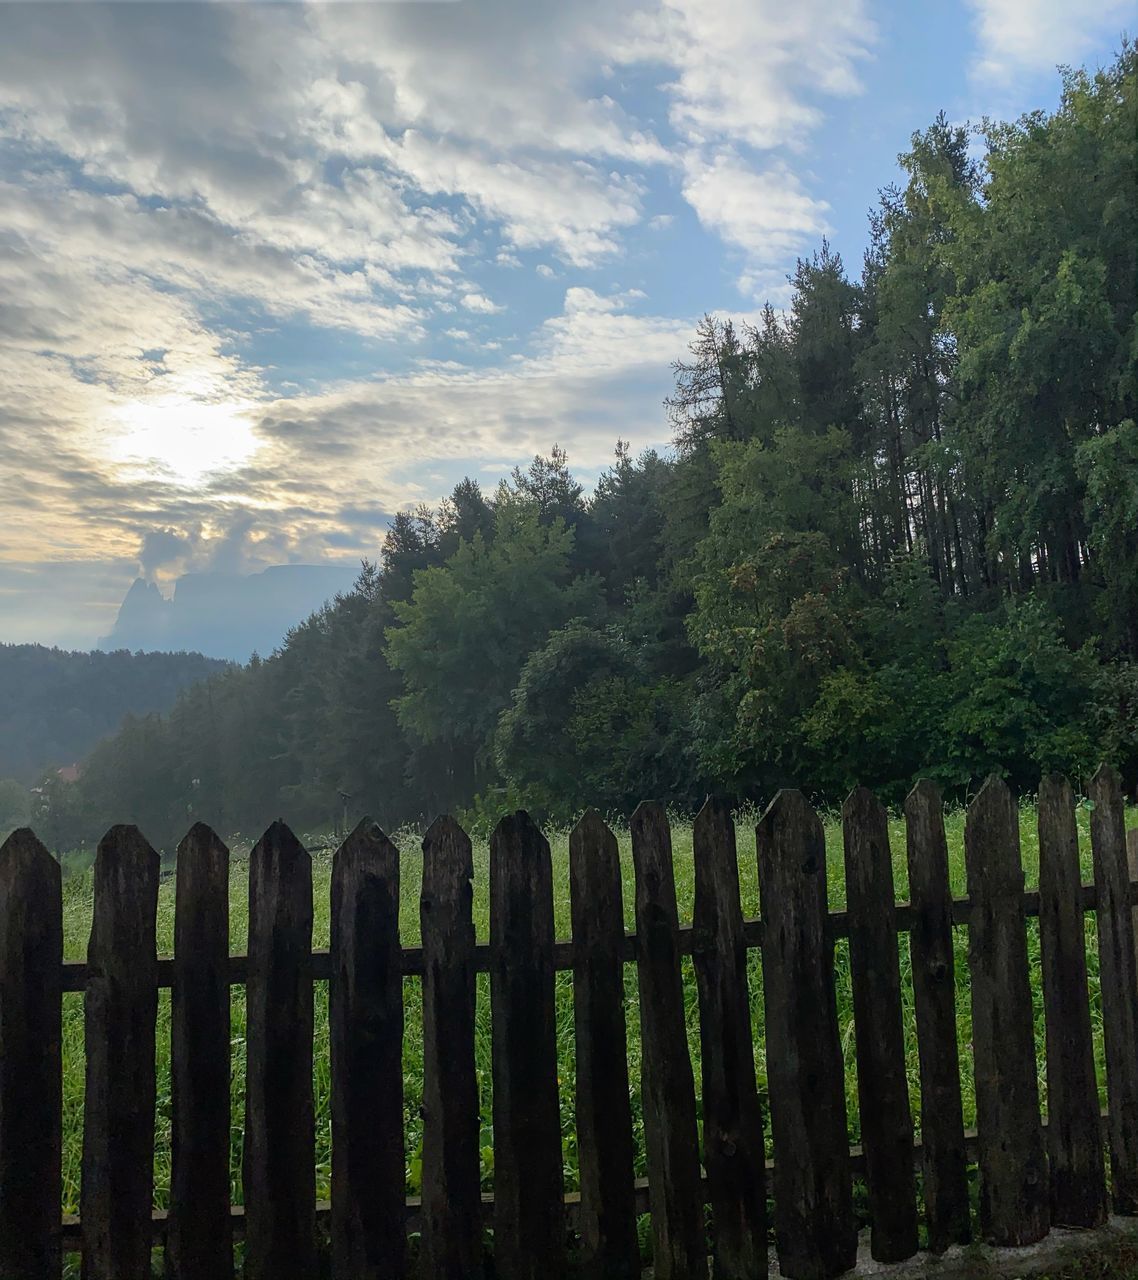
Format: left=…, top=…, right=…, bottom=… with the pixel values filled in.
left=107, top=392, right=261, bottom=487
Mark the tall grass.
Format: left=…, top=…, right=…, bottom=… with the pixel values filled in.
left=55, top=801, right=1134, bottom=1239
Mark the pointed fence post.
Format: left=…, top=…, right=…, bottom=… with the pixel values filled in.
left=905, top=781, right=970, bottom=1252
left=631, top=802, right=707, bottom=1280
left=842, top=787, right=918, bottom=1262
left=81, top=825, right=160, bottom=1280
left=490, top=812, right=565, bottom=1280
left=1037, top=776, right=1107, bottom=1227
left=243, top=821, right=315, bottom=1280
left=0, top=829, right=62, bottom=1280
left=331, top=820, right=407, bottom=1280
left=757, top=791, right=856, bottom=1279
left=692, top=798, right=767, bottom=1279
left=964, top=777, right=1048, bottom=1246
left=1089, top=765, right=1138, bottom=1213
left=168, top=823, right=234, bottom=1280
left=420, top=816, right=484, bottom=1280
left=569, top=810, right=639, bottom=1280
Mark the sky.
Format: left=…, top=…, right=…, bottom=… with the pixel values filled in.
left=0, top=0, right=1130, bottom=649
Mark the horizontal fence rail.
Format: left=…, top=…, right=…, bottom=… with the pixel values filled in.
left=2, top=768, right=1138, bottom=1280
left=54, top=880, right=1138, bottom=991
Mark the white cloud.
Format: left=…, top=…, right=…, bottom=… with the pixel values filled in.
left=966, top=0, right=1132, bottom=81
left=461, top=292, right=505, bottom=315
left=681, top=153, right=831, bottom=295
left=615, top=0, right=874, bottom=149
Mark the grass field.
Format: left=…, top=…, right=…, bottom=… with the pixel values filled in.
left=52, top=799, right=1138, bottom=1269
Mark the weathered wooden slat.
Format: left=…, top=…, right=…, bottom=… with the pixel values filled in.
left=1089, top=765, right=1138, bottom=1213
left=0, top=829, right=62, bottom=1280
left=81, top=825, right=159, bottom=1280
left=631, top=802, right=707, bottom=1280
left=243, top=821, right=316, bottom=1280
left=330, top=820, right=407, bottom=1280
left=568, top=811, right=640, bottom=1280
left=843, top=787, right=919, bottom=1262
left=420, top=816, right=485, bottom=1280
left=1131, top=828, right=1138, bottom=980
left=490, top=812, right=565, bottom=1279
left=691, top=799, right=767, bottom=1280
left=965, top=777, right=1049, bottom=1246
left=167, top=823, right=234, bottom=1280
left=905, top=781, right=970, bottom=1252
left=757, top=790, right=857, bottom=1280
left=1037, top=776, right=1108, bottom=1228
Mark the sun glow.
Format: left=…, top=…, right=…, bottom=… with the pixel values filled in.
left=107, top=390, right=260, bottom=485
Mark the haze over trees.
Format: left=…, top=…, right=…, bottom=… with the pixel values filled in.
left=0, top=645, right=228, bottom=833
left=44, top=50, right=1138, bottom=847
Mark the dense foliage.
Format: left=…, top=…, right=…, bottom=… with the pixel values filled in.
left=46, top=51, right=1138, bottom=847
left=0, top=645, right=227, bottom=811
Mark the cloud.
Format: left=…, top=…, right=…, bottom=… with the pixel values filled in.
left=615, top=0, right=874, bottom=149
left=461, top=292, right=506, bottom=315
left=0, top=0, right=888, bottom=645
left=966, top=0, right=1132, bottom=81
left=680, top=153, right=831, bottom=296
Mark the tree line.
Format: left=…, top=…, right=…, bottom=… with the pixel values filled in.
left=41, top=49, right=1138, bottom=848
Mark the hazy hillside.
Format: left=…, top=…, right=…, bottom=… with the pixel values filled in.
left=0, top=644, right=229, bottom=784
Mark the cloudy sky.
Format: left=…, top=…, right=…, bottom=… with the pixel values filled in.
left=0, top=0, right=1129, bottom=648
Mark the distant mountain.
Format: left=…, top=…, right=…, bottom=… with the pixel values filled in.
left=98, top=564, right=361, bottom=661
left=0, top=644, right=229, bottom=785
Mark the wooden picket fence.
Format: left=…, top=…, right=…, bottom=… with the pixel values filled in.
left=1, top=768, right=1137, bottom=1280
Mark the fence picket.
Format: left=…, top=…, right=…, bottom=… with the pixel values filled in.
left=842, top=787, right=919, bottom=1262
left=490, top=812, right=565, bottom=1279
left=0, top=829, right=62, bottom=1280
left=420, top=816, right=484, bottom=1280
left=1131, top=827, right=1138, bottom=980
left=569, top=810, right=639, bottom=1280
left=757, top=791, right=856, bottom=1279
left=167, top=823, right=233, bottom=1280
left=1037, top=776, right=1107, bottom=1227
left=330, top=820, right=406, bottom=1280
left=631, top=801, right=707, bottom=1280
left=904, top=781, right=970, bottom=1252
left=243, top=821, right=315, bottom=1280
left=81, top=825, right=159, bottom=1280
left=691, top=798, right=767, bottom=1280
left=1089, top=765, right=1138, bottom=1213
left=964, top=778, right=1049, bottom=1246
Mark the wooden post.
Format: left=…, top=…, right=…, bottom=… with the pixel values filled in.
left=167, top=823, right=234, bottom=1280
left=964, top=778, right=1049, bottom=1246
left=756, top=791, right=856, bottom=1279
left=905, top=781, right=970, bottom=1252
left=330, top=820, right=407, bottom=1280
left=631, top=802, right=707, bottom=1280
left=420, top=816, right=484, bottom=1280
left=1037, top=776, right=1108, bottom=1227
left=81, top=825, right=159, bottom=1280
left=842, top=788, right=918, bottom=1262
left=692, top=798, right=767, bottom=1279
left=490, top=812, right=565, bottom=1279
left=243, top=821, right=316, bottom=1280
left=569, top=810, right=639, bottom=1280
left=1089, top=765, right=1138, bottom=1213
left=0, top=829, right=62, bottom=1280
left=1130, top=828, right=1138, bottom=982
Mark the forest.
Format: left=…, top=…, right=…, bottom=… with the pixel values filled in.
left=0, top=644, right=226, bottom=787
left=41, top=50, right=1138, bottom=849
